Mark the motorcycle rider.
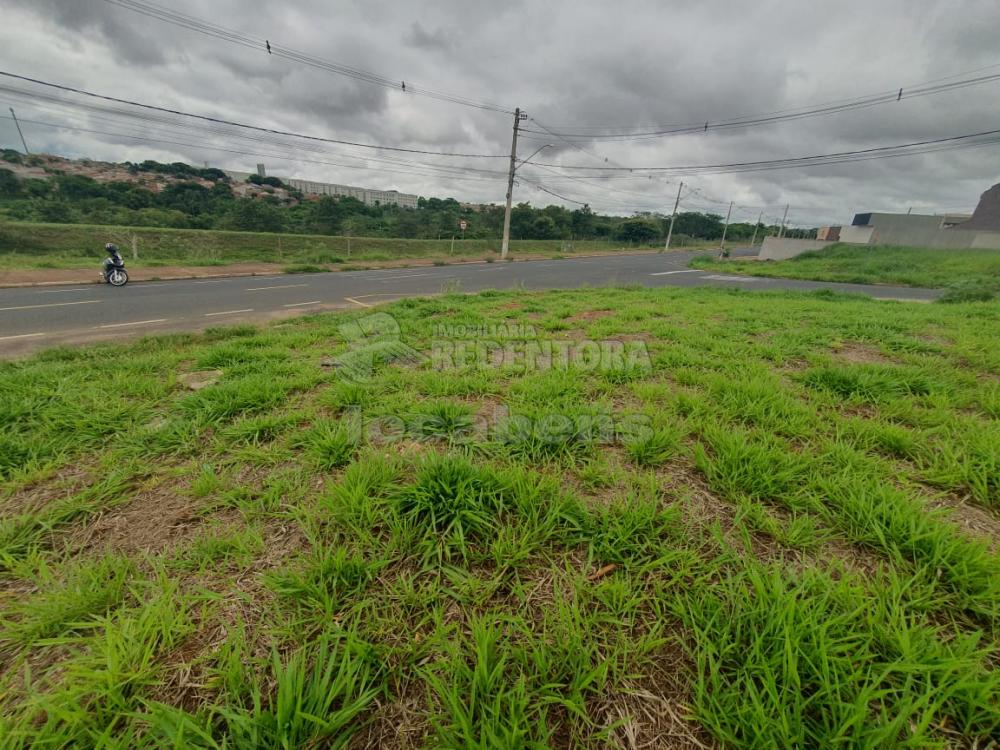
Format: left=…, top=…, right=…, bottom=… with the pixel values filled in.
left=102, top=242, right=124, bottom=280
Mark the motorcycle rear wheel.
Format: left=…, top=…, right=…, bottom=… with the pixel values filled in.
left=109, top=269, right=128, bottom=287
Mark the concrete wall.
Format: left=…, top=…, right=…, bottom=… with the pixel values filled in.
left=869, top=226, right=1000, bottom=249
left=759, top=237, right=835, bottom=260
left=840, top=226, right=874, bottom=244
left=840, top=216, right=1000, bottom=250
left=970, top=232, right=1000, bottom=249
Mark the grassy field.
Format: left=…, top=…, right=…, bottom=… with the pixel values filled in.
left=0, top=221, right=711, bottom=271
left=695, top=244, right=1000, bottom=301
left=1, top=285, right=999, bottom=747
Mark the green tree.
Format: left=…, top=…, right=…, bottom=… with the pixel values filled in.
left=531, top=215, right=559, bottom=239
left=571, top=205, right=595, bottom=239
left=0, top=168, right=21, bottom=198
left=222, top=199, right=285, bottom=232
left=38, top=200, right=75, bottom=223
left=674, top=212, right=724, bottom=240
left=615, top=217, right=661, bottom=243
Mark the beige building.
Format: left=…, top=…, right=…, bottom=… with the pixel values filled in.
left=282, top=178, right=419, bottom=209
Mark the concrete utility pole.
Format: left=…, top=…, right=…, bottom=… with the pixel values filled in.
left=9, top=108, right=29, bottom=154
left=500, top=107, right=526, bottom=260
left=778, top=203, right=789, bottom=238
left=719, top=201, right=734, bottom=253
left=664, top=181, right=683, bottom=251
left=749, top=209, right=763, bottom=247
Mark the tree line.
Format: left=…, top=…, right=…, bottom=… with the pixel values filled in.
left=0, top=153, right=813, bottom=242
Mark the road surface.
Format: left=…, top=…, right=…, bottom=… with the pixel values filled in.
left=0, top=251, right=940, bottom=356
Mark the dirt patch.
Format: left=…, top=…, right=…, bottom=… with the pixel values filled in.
left=1, top=464, right=92, bottom=519
left=831, top=341, right=898, bottom=365
left=347, top=682, right=432, bottom=750
left=572, top=309, right=616, bottom=323
left=67, top=477, right=210, bottom=556
left=150, top=519, right=306, bottom=713
left=588, top=635, right=717, bottom=750
left=657, top=460, right=784, bottom=564
left=659, top=460, right=886, bottom=579
left=923, top=491, right=1000, bottom=553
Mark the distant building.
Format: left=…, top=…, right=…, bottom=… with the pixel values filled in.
left=283, top=179, right=419, bottom=209
left=220, top=165, right=420, bottom=209
left=840, top=209, right=998, bottom=249
left=816, top=226, right=841, bottom=241
left=958, top=182, right=1000, bottom=231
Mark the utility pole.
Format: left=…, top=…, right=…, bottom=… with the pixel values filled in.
left=500, top=107, right=526, bottom=260
left=778, top=204, right=789, bottom=238
left=719, top=201, right=734, bottom=253
left=9, top=108, right=29, bottom=154
left=749, top=209, right=763, bottom=247
left=664, top=180, right=683, bottom=251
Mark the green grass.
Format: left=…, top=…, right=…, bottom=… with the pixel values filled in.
left=0, top=220, right=691, bottom=271
left=695, top=243, right=1000, bottom=300
left=1, top=285, right=998, bottom=747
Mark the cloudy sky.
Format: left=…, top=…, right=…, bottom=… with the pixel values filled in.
left=1, top=0, right=999, bottom=226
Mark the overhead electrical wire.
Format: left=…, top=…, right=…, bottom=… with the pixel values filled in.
left=0, top=84, right=510, bottom=179
left=0, top=71, right=508, bottom=159
left=101, top=0, right=513, bottom=114
left=520, top=127, right=1000, bottom=176
left=520, top=69, right=1000, bottom=140
left=0, top=114, right=505, bottom=186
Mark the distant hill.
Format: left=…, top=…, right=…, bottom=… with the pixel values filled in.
left=0, top=149, right=805, bottom=242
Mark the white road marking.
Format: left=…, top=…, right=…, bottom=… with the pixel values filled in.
left=378, top=273, right=430, bottom=281
left=193, top=279, right=226, bottom=284
left=96, top=319, right=168, bottom=329
left=0, top=332, right=46, bottom=342
left=283, top=300, right=322, bottom=307
left=204, top=309, right=253, bottom=317
left=650, top=269, right=705, bottom=276
left=36, top=287, right=91, bottom=294
left=344, top=297, right=372, bottom=308
left=0, top=299, right=101, bottom=312
left=700, top=274, right=764, bottom=282
left=245, top=283, right=309, bottom=291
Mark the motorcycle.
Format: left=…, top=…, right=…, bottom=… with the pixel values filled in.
left=101, top=252, right=129, bottom=287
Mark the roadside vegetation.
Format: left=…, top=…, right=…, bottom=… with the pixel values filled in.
left=0, top=221, right=644, bottom=271
left=0, top=152, right=797, bottom=271
left=1, top=285, right=998, bottom=747
left=695, top=243, right=1000, bottom=301
left=0, top=152, right=781, bottom=241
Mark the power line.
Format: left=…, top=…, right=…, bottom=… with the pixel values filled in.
left=517, top=176, right=588, bottom=206
left=0, top=71, right=508, bottom=159
left=101, top=0, right=513, bottom=115
left=521, top=68, right=1000, bottom=140
left=520, top=127, right=1000, bottom=175
left=0, top=114, right=506, bottom=186
left=0, top=84, right=510, bottom=179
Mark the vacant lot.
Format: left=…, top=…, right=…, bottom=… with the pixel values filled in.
left=0, top=221, right=705, bottom=272
left=696, top=244, right=1000, bottom=300
left=1, top=286, right=998, bottom=747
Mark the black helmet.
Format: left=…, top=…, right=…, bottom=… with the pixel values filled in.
left=105, top=242, right=119, bottom=253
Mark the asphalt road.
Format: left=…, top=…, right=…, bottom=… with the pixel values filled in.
left=0, top=251, right=940, bottom=356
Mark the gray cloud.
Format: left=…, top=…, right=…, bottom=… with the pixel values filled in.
left=405, top=21, right=454, bottom=51
left=1, top=0, right=999, bottom=224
